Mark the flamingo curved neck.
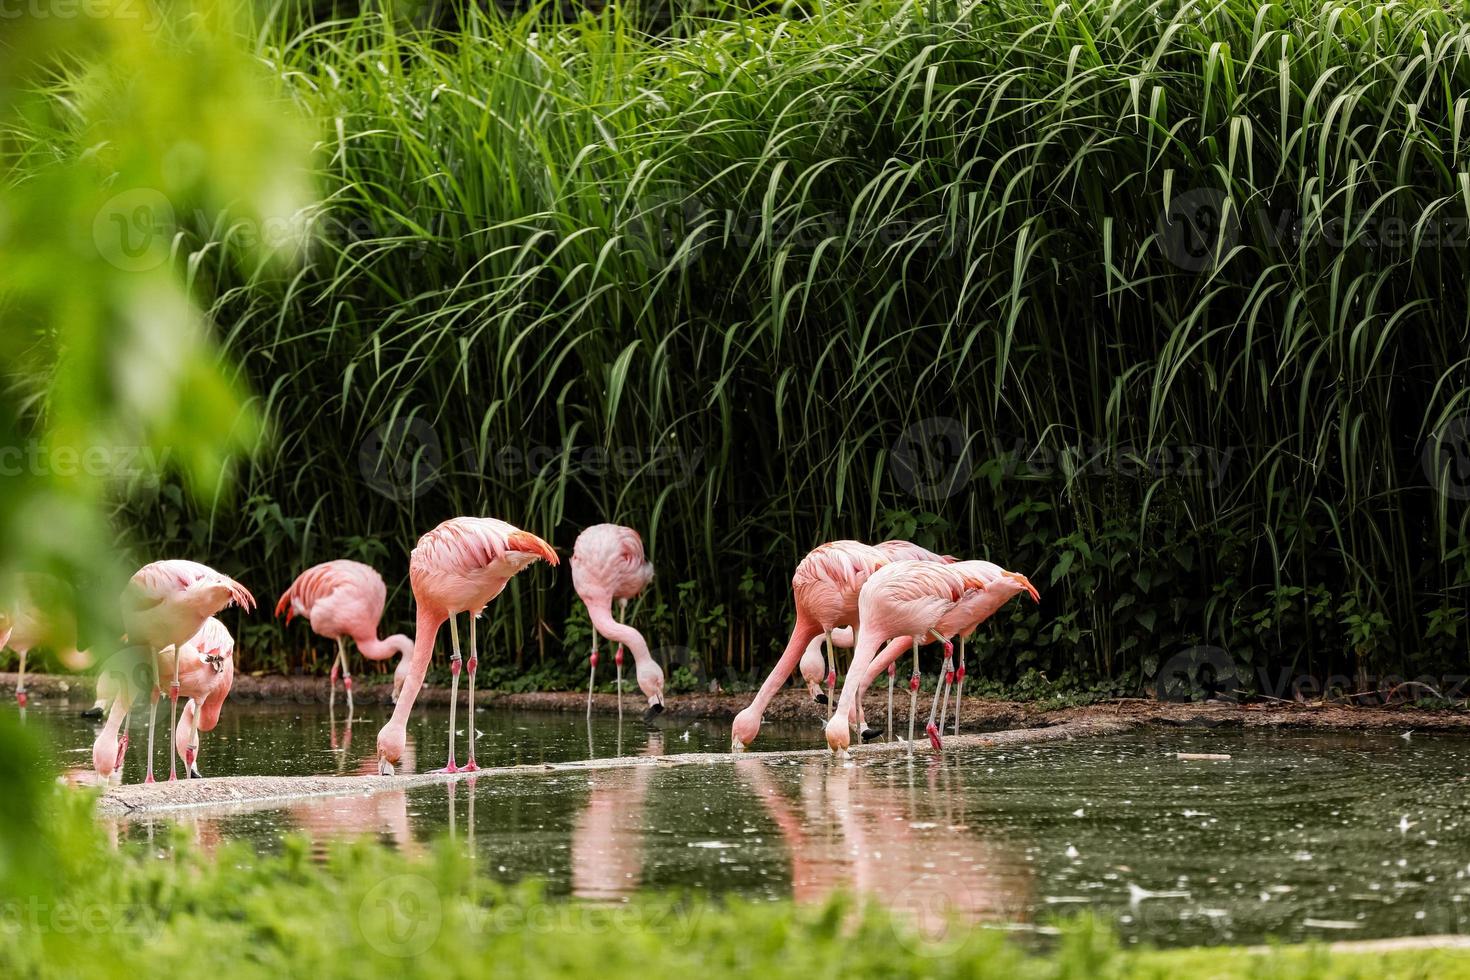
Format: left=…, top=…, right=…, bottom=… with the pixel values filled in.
left=358, top=634, right=412, bottom=662
left=749, top=613, right=822, bottom=715
left=584, top=598, right=652, bottom=667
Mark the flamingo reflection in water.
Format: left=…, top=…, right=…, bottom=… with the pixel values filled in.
left=570, top=730, right=663, bottom=901
left=734, top=757, right=1033, bottom=936
left=290, top=744, right=424, bottom=858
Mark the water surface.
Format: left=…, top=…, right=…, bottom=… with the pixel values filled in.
left=29, top=699, right=1470, bottom=948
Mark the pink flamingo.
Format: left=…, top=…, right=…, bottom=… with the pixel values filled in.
left=376, top=517, right=559, bottom=776
left=570, top=524, right=664, bottom=723
left=1, top=574, right=90, bottom=706
left=276, top=560, right=415, bottom=711
left=824, top=559, right=991, bottom=754
left=116, top=560, right=254, bottom=783
left=730, top=540, right=888, bottom=751
left=93, top=616, right=237, bottom=782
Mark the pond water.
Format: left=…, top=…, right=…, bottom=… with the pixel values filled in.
left=26, top=698, right=1470, bottom=948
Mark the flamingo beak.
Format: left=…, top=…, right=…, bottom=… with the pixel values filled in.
left=1009, top=572, right=1041, bottom=603
left=730, top=736, right=747, bottom=753
left=642, top=702, right=664, bottom=725
left=377, top=755, right=396, bottom=776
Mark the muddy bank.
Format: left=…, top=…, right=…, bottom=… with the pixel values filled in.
left=94, top=714, right=1134, bottom=817
left=11, top=670, right=1470, bottom=733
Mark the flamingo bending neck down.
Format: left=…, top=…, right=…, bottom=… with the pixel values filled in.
left=824, top=560, right=994, bottom=755
left=276, top=560, right=415, bottom=711
left=571, top=524, right=664, bottom=723
left=731, top=540, right=889, bottom=751
left=115, top=561, right=254, bottom=783
left=376, top=517, right=558, bottom=776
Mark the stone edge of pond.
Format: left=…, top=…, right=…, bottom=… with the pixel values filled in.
left=13, top=670, right=1470, bottom=732
left=92, top=716, right=1136, bottom=818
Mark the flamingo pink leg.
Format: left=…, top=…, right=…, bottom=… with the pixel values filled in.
left=586, top=634, right=598, bottom=718
left=144, top=652, right=161, bottom=784
left=339, top=637, right=354, bottom=713
left=887, top=661, right=896, bottom=742
left=15, top=651, right=26, bottom=706
left=329, top=656, right=339, bottom=711
left=463, top=614, right=478, bottom=772
left=952, top=637, right=967, bottom=736
left=925, top=637, right=953, bottom=752
left=437, top=613, right=461, bottom=774
left=824, top=630, right=837, bottom=720
left=615, top=644, right=624, bottom=716
left=906, top=637, right=921, bottom=752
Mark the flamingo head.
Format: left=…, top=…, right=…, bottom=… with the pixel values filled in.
left=1004, top=572, right=1041, bottom=603
left=636, top=658, right=665, bottom=723
left=730, top=706, right=761, bottom=752
left=376, top=724, right=405, bottom=776
left=92, top=729, right=118, bottom=778
left=824, top=712, right=852, bottom=753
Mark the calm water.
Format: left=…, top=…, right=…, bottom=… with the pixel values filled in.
left=26, top=697, right=1470, bottom=948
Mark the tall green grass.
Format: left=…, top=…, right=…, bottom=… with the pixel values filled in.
left=39, top=0, right=1470, bottom=690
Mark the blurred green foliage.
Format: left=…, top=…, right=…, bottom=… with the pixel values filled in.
left=0, top=0, right=314, bottom=633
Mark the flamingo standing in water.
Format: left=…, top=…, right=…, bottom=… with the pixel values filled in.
left=1, top=574, right=90, bottom=706
left=571, top=524, right=664, bottom=723
left=276, top=560, right=415, bottom=711
left=825, top=559, right=991, bottom=754
left=376, top=517, right=558, bottom=776
left=116, top=560, right=254, bottom=782
left=730, top=540, right=888, bottom=751
left=93, top=616, right=236, bottom=782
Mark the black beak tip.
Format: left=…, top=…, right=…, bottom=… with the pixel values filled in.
left=188, top=766, right=203, bottom=780
left=813, top=692, right=828, bottom=705
left=642, top=703, right=665, bottom=724
left=79, top=707, right=104, bottom=720
left=860, top=727, right=883, bottom=743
